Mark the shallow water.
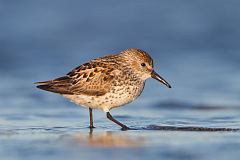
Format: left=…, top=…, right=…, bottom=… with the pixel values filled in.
left=1, top=103, right=240, bottom=160
left=1, top=0, right=240, bottom=160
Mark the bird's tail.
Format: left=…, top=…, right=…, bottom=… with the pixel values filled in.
left=34, top=76, right=73, bottom=94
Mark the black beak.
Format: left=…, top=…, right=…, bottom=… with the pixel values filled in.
left=151, top=70, right=172, bottom=88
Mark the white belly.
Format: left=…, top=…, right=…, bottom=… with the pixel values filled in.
left=63, top=85, right=144, bottom=112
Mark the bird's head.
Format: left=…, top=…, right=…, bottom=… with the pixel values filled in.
left=121, top=48, right=171, bottom=88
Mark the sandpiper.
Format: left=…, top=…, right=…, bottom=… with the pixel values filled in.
left=35, top=48, right=171, bottom=130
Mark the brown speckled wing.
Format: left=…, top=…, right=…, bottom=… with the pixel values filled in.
left=65, top=61, right=116, bottom=96
left=36, top=54, right=121, bottom=96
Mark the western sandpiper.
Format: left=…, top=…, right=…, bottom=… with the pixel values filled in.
left=35, top=48, right=171, bottom=130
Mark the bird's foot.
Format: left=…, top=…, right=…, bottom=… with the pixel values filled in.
left=121, top=125, right=130, bottom=131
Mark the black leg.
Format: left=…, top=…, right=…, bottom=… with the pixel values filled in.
left=89, top=108, right=95, bottom=129
left=106, top=112, right=130, bottom=130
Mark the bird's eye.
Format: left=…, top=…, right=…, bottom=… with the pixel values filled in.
left=141, top=63, right=146, bottom=67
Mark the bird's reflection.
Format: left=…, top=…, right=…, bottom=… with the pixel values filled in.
left=71, top=129, right=144, bottom=148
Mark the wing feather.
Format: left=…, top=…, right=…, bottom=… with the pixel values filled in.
left=35, top=59, right=119, bottom=96
left=68, top=61, right=116, bottom=96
